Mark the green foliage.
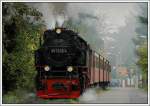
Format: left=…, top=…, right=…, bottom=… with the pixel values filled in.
left=2, top=3, right=44, bottom=94
left=134, top=14, right=148, bottom=89
left=138, top=16, right=148, bottom=25
left=137, top=42, right=148, bottom=80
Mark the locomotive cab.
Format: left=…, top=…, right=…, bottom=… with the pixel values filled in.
left=35, top=28, right=88, bottom=98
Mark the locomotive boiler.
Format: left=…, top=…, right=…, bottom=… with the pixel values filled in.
left=35, top=28, right=111, bottom=98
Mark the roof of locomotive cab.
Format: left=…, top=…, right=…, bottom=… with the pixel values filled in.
left=44, top=27, right=78, bottom=35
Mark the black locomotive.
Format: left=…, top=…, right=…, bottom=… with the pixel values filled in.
left=35, top=28, right=111, bottom=98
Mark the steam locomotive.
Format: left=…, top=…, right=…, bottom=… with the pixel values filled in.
left=35, top=28, right=111, bottom=98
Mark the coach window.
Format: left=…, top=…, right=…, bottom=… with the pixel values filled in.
left=96, top=57, right=99, bottom=69
left=106, top=63, right=108, bottom=71
left=101, top=59, right=103, bottom=68
left=106, top=62, right=108, bottom=70
left=104, top=62, right=106, bottom=70
left=100, top=59, right=102, bottom=68
left=109, top=66, right=111, bottom=72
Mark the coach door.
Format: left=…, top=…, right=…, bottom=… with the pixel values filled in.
left=88, top=49, right=92, bottom=85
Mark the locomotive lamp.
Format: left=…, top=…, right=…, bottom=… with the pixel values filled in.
left=67, top=66, right=73, bottom=72
left=44, top=65, right=50, bottom=71
left=56, top=28, right=61, bottom=34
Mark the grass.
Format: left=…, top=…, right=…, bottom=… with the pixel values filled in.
left=3, top=89, right=28, bottom=104
left=69, top=98, right=79, bottom=104
left=141, top=85, right=148, bottom=93
left=3, top=89, right=79, bottom=104
left=31, top=98, right=79, bottom=104
left=143, top=85, right=148, bottom=92
left=138, top=84, right=148, bottom=93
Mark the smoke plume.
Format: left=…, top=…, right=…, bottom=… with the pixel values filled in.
left=79, top=88, right=99, bottom=103
left=28, top=3, right=67, bottom=29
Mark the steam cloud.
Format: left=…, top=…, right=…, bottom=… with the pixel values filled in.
left=28, top=3, right=67, bottom=29
left=79, top=88, right=99, bottom=103
left=29, top=3, right=141, bottom=32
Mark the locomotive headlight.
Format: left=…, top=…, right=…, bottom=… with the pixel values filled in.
left=67, top=66, right=73, bottom=72
left=56, top=28, right=61, bottom=34
left=44, top=65, right=50, bottom=71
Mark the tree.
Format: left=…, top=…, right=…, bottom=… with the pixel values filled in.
left=133, top=11, right=148, bottom=89
left=2, top=3, right=44, bottom=93
left=137, top=41, right=148, bottom=88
